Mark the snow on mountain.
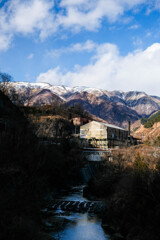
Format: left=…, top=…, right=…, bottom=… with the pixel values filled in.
left=10, top=82, right=52, bottom=90
left=7, top=81, right=160, bottom=120
left=11, top=82, right=149, bottom=101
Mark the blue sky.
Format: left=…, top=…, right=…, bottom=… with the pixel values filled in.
left=0, top=0, right=160, bottom=95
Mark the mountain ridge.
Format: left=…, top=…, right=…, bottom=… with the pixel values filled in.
left=7, top=81, right=160, bottom=127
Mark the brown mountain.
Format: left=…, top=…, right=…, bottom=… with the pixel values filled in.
left=66, top=92, right=139, bottom=128
left=26, top=89, right=64, bottom=106
left=123, top=92, right=160, bottom=116
left=6, top=82, right=160, bottom=127
left=133, top=122, right=160, bottom=142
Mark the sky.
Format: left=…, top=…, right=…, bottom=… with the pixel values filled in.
left=0, top=0, right=160, bottom=95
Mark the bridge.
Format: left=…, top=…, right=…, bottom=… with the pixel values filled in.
left=44, top=200, right=105, bottom=214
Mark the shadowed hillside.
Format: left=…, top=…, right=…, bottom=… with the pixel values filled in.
left=0, top=90, right=84, bottom=240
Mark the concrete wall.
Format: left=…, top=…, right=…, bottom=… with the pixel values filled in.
left=80, top=121, right=129, bottom=148
left=107, top=127, right=128, bottom=147
left=80, top=121, right=107, bottom=139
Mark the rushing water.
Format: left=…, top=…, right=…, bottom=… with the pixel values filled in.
left=48, top=186, right=110, bottom=240
left=82, top=150, right=108, bottom=161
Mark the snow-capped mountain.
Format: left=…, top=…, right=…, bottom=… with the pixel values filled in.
left=7, top=81, right=160, bottom=127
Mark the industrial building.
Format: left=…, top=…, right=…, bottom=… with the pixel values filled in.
left=80, top=121, right=129, bottom=149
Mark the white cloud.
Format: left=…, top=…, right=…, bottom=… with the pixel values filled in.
left=129, top=24, right=140, bottom=29
left=48, top=40, right=97, bottom=56
left=146, top=31, right=152, bottom=37
left=146, top=0, right=160, bottom=13
left=133, top=37, right=143, bottom=48
left=58, top=0, right=146, bottom=31
left=0, top=0, right=160, bottom=52
left=154, top=0, right=160, bottom=9
left=37, top=67, right=64, bottom=85
left=0, top=34, right=12, bottom=52
left=8, top=0, right=56, bottom=40
left=0, top=0, right=55, bottom=51
left=27, top=53, right=34, bottom=59
left=36, top=42, right=160, bottom=96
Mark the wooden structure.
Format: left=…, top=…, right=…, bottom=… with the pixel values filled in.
left=80, top=121, right=129, bottom=149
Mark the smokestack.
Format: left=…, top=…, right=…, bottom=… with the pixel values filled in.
left=128, top=121, right=131, bottom=136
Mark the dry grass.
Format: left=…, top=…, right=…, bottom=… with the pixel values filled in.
left=28, top=114, right=66, bottom=123
left=133, top=122, right=160, bottom=142
left=111, top=145, right=160, bottom=169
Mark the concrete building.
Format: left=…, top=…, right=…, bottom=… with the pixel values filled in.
left=80, top=121, right=129, bottom=149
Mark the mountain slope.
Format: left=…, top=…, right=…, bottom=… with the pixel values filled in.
left=26, top=89, right=64, bottom=106
left=132, top=110, right=160, bottom=142
left=133, top=122, right=160, bottom=142
left=66, top=92, right=139, bottom=128
left=124, top=92, right=160, bottom=116
left=7, top=82, right=160, bottom=127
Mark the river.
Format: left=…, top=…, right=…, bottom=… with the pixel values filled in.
left=46, top=185, right=111, bottom=240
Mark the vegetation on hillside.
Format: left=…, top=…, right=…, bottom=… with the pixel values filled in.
left=21, top=103, right=91, bottom=120
left=84, top=149, right=160, bottom=240
left=20, top=104, right=92, bottom=139
left=154, top=135, right=160, bottom=146
left=141, top=110, right=160, bottom=128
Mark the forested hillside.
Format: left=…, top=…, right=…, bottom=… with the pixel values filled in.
left=141, top=110, right=160, bottom=128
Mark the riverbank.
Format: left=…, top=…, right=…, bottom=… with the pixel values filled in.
left=43, top=185, right=110, bottom=240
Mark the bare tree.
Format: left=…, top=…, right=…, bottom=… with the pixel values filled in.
left=0, top=72, right=23, bottom=105
left=0, top=72, right=12, bottom=95
left=9, top=88, right=23, bottom=106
